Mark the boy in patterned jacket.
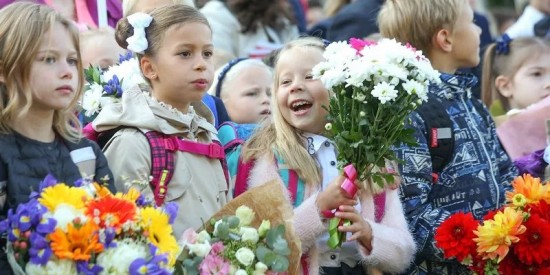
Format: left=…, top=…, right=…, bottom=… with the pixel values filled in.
left=378, top=0, right=519, bottom=274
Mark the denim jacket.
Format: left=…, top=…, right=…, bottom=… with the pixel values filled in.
left=394, top=73, right=518, bottom=274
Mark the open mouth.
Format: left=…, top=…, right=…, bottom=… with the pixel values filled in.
left=260, top=110, right=271, bottom=115
left=290, top=100, right=313, bottom=113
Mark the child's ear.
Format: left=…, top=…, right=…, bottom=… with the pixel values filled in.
left=433, top=28, right=453, bottom=53
left=495, top=75, right=513, bottom=98
left=140, top=56, right=157, bottom=81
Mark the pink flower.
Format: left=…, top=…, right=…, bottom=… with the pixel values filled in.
left=180, top=228, right=197, bottom=244
left=199, top=253, right=231, bottom=275
left=349, top=38, right=377, bottom=53
left=211, top=242, right=224, bottom=255
left=405, top=42, right=417, bottom=52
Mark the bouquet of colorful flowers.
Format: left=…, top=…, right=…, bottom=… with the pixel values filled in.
left=0, top=175, right=180, bottom=275
left=435, top=174, right=550, bottom=274
left=81, top=52, right=146, bottom=117
left=175, top=181, right=301, bottom=275
left=312, top=38, right=440, bottom=188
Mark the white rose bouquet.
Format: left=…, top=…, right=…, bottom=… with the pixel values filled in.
left=313, top=38, right=440, bottom=189
left=81, top=52, right=147, bottom=118
left=175, top=181, right=301, bottom=275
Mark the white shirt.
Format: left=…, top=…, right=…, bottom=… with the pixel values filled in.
left=505, top=5, right=547, bottom=38
left=304, top=133, right=362, bottom=267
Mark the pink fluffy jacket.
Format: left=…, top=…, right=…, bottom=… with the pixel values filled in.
left=247, top=156, right=417, bottom=275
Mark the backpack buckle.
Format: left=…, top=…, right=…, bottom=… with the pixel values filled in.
left=208, top=143, right=224, bottom=159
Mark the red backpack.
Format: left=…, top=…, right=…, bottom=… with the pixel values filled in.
left=83, top=124, right=229, bottom=206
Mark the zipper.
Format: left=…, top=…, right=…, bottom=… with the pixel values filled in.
left=459, top=96, right=500, bottom=209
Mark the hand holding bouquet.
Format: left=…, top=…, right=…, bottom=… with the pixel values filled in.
left=435, top=174, right=550, bottom=274
left=0, top=175, right=180, bottom=275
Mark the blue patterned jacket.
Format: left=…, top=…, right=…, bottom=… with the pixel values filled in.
left=394, top=73, right=518, bottom=275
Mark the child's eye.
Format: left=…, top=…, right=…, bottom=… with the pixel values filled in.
left=43, top=57, right=55, bottom=64
left=305, top=74, right=313, bottom=80
left=246, top=91, right=258, bottom=96
left=178, top=51, right=191, bottom=57
left=67, top=58, right=78, bottom=66
left=203, top=50, right=213, bottom=58
left=280, top=79, right=291, bottom=86
left=531, top=72, right=542, bottom=77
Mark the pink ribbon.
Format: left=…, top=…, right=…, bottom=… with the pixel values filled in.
left=322, top=164, right=358, bottom=218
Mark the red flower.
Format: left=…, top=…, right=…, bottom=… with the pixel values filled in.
left=435, top=212, right=478, bottom=262
left=514, top=214, right=550, bottom=265
left=499, top=251, right=529, bottom=274
left=526, top=201, right=550, bottom=221
left=86, top=196, right=137, bottom=231
left=483, top=209, right=500, bottom=221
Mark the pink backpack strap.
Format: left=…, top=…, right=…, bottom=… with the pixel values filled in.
left=144, top=131, right=175, bottom=206
left=374, top=192, right=386, bottom=223
left=234, top=158, right=255, bottom=198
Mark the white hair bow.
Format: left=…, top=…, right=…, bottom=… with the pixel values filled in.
left=126, top=13, right=153, bottom=54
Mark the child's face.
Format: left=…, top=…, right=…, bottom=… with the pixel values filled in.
left=147, top=22, right=214, bottom=108
left=449, top=2, right=481, bottom=69
left=276, top=47, right=329, bottom=134
left=29, top=22, right=78, bottom=112
left=81, top=35, right=125, bottom=70
left=223, top=65, right=272, bottom=124
left=504, top=52, right=550, bottom=109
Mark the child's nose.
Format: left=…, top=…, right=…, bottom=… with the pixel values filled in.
left=59, top=62, right=73, bottom=79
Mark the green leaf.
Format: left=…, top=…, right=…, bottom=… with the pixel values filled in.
left=271, top=255, right=290, bottom=272
left=216, top=222, right=230, bottom=240
left=255, top=245, right=270, bottom=262
left=227, top=216, right=240, bottom=229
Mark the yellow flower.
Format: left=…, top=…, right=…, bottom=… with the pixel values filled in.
left=115, top=187, right=141, bottom=203
left=93, top=182, right=113, bottom=198
left=39, top=184, right=91, bottom=212
left=512, top=194, right=527, bottom=208
left=474, top=207, right=526, bottom=263
left=139, top=207, right=179, bottom=266
left=505, top=174, right=548, bottom=206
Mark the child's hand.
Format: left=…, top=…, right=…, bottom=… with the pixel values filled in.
left=316, top=176, right=357, bottom=212
left=335, top=205, right=373, bottom=251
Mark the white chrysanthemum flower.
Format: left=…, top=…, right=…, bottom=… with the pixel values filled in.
left=46, top=203, right=86, bottom=232
left=102, top=58, right=146, bottom=92
left=312, top=61, right=331, bottom=80
left=371, top=82, right=398, bottom=104
left=320, top=66, right=348, bottom=89
left=26, top=258, right=76, bottom=275
left=82, top=83, right=104, bottom=116
left=346, top=58, right=372, bottom=88
left=96, top=240, right=148, bottom=274
left=323, top=41, right=357, bottom=66
left=402, top=80, right=424, bottom=96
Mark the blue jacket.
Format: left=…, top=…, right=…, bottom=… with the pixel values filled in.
left=394, top=73, right=518, bottom=274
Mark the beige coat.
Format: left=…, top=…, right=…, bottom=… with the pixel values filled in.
left=92, top=86, right=230, bottom=237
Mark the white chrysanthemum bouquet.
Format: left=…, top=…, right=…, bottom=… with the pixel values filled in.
left=313, top=38, right=441, bottom=189
left=81, top=53, right=147, bottom=118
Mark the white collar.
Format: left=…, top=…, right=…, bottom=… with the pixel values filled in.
left=303, top=133, right=332, bottom=155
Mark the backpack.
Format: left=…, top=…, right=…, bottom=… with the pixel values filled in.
left=83, top=124, right=229, bottom=206
left=416, top=93, right=489, bottom=183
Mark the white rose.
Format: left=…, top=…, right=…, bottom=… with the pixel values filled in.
left=235, top=206, right=255, bottom=226
left=254, top=262, right=268, bottom=274
left=235, top=247, right=255, bottom=267
left=188, top=242, right=212, bottom=257
left=258, top=220, right=271, bottom=238
left=240, top=227, right=259, bottom=244
left=196, top=230, right=211, bottom=243
left=235, top=270, right=248, bottom=275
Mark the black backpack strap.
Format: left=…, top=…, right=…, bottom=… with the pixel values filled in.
left=416, top=94, right=455, bottom=182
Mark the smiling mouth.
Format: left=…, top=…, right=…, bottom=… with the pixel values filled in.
left=290, top=100, right=312, bottom=112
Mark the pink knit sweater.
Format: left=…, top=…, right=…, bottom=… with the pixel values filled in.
left=247, top=156, right=416, bottom=274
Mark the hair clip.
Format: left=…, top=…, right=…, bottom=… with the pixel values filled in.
left=215, top=57, right=248, bottom=97
left=495, top=34, right=512, bottom=55
left=126, top=12, right=153, bottom=54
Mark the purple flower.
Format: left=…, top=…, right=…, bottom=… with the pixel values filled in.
left=36, top=216, right=56, bottom=235
left=119, top=52, right=133, bottom=63
left=0, top=219, right=8, bottom=233
left=129, top=256, right=170, bottom=275
left=101, top=227, right=117, bottom=249
left=39, top=174, right=58, bottom=191
left=29, top=233, right=52, bottom=265
left=104, top=75, right=123, bottom=98
left=136, top=194, right=151, bottom=207
left=14, top=204, right=32, bottom=232
left=164, top=203, right=178, bottom=225
left=77, top=261, right=103, bottom=275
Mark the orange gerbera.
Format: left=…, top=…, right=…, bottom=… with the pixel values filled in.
left=50, top=219, right=104, bottom=261
left=474, top=207, right=526, bottom=263
left=86, top=196, right=137, bottom=230
left=505, top=174, right=548, bottom=206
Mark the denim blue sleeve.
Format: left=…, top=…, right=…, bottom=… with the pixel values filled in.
left=395, top=112, right=451, bottom=263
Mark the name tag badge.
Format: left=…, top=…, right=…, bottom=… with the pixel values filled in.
left=70, top=147, right=96, bottom=164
